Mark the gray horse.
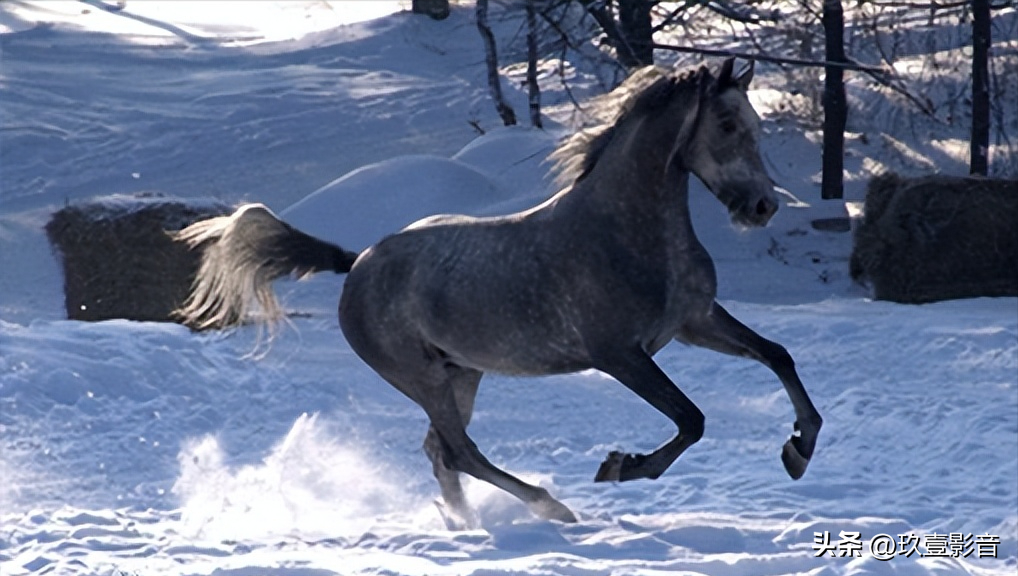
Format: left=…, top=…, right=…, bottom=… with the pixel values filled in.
left=175, top=58, right=822, bottom=527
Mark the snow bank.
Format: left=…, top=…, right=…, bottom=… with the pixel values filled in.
left=281, top=155, right=511, bottom=251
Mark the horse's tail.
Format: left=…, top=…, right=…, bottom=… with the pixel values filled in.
left=173, top=203, right=359, bottom=331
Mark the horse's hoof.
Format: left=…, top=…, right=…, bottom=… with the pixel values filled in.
left=594, top=450, right=625, bottom=482
left=434, top=499, right=478, bottom=531
left=530, top=498, right=578, bottom=523
left=781, top=436, right=810, bottom=480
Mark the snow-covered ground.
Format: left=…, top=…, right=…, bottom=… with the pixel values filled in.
left=1, top=2, right=1015, bottom=575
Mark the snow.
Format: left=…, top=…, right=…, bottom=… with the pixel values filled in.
left=1, top=2, right=1016, bottom=576
left=282, top=148, right=540, bottom=251
left=0, top=1, right=405, bottom=44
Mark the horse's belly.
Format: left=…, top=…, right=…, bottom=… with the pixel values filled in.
left=454, top=351, right=590, bottom=376
left=426, top=309, right=593, bottom=376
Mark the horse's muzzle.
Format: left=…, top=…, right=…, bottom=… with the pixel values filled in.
left=730, top=194, right=778, bottom=228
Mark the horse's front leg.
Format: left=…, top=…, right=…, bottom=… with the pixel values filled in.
left=592, top=350, right=705, bottom=483
left=678, top=301, right=822, bottom=480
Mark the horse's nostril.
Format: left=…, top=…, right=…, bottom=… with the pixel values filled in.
left=755, top=198, right=775, bottom=217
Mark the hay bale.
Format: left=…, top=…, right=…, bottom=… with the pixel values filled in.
left=851, top=172, right=1018, bottom=303
left=45, top=193, right=232, bottom=325
left=412, top=0, right=450, bottom=20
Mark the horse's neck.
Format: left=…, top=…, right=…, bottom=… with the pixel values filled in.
left=550, top=118, right=698, bottom=242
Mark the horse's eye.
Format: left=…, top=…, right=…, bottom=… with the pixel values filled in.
left=720, top=119, right=738, bottom=134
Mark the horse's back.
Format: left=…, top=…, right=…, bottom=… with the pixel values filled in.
left=339, top=216, right=602, bottom=375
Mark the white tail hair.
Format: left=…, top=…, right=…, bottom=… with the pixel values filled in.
left=174, top=203, right=356, bottom=331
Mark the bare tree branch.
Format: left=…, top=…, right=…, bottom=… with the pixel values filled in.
left=701, top=0, right=783, bottom=24
left=649, top=42, right=887, bottom=73
left=650, top=41, right=939, bottom=118
left=865, top=0, right=1011, bottom=9
left=652, top=1, right=695, bottom=33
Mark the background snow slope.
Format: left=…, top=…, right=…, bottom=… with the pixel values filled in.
left=1, top=2, right=1015, bottom=576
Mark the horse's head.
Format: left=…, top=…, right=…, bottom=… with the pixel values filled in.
left=670, top=58, right=778, bottom=228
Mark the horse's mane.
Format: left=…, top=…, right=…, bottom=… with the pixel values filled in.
left=549, top=64, right=707, bottom=187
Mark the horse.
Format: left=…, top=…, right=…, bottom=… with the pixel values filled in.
left=174, top=58, right=822, bottom=527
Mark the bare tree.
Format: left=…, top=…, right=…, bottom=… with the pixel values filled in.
left=821, top=0, right=846, bottom=200
left=971, top=0, right=991, bottom=175
left=526, top=0, right=544, bottom=128
left=574, top=0, right=645, bottom=67
left=542, top=1, right=792, bottom=71
left=618, top=0, right=655, bottom=66
left=476, top=0, right=517, bottom=126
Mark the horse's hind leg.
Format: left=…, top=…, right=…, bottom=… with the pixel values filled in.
left=417, top=365, right=577, bottom=524
left=423, top=371, right=480, bottom=529
left=679, top=301, right=823, bottom=480
left=592, top=350, right=706, bottom=483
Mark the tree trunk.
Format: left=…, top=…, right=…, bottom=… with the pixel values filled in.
left=577, top=0, right=643, bottom=68
left=412, top=0, right=450, bottom=20
left=970, top=0, right=990, bottom=175
left=618, top=0, right=655, bottom=67
left=821, top=0, right=846, bottom=200
left=476, top=0, right=517, bottom=126
left=526, top=0, right=543, bottom=128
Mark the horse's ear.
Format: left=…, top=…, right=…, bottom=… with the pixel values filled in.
left=735, top=60, right=755, bottom=91
left=695, top=65, right=712, bottom=97
left=717, top=57, right=736, bottom=88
